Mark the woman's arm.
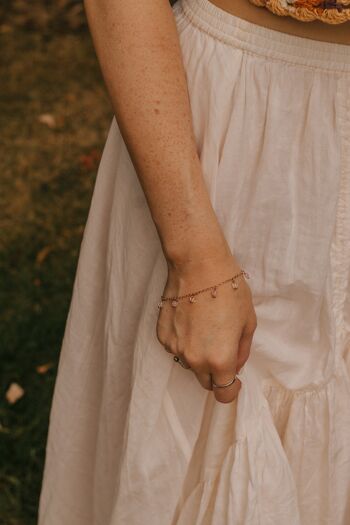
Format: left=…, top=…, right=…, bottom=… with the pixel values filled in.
left=84, top=0, right=257, bottom=403
left=84, top=0, right=228, bottom=265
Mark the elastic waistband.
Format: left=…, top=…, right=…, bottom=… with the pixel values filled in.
left=175, top=0, right=350, bottom=73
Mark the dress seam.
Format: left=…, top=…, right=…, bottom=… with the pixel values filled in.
left=331, top=77, right=350, bottom=361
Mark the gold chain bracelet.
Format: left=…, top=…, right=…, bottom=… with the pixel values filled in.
left=157, top=269, right=250, bottom=309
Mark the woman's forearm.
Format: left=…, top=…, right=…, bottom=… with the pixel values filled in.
left=84, top=0, right=232, bottom=267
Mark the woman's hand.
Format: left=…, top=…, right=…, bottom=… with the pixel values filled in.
left=156, top=252, right=257, bottom=404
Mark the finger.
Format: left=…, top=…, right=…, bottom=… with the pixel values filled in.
left=166, top=342, right=192, bottom=369
left=211, top=372, right=242, bottom=404
left=192, top=370, right=213, bottom=390
left=210, top=363, right=242, bottom=404
left=163, top=344, right=173, bottom=354
left=178, top=347, right=213, bottom=388
left=174, top=356, right=192, bottom=369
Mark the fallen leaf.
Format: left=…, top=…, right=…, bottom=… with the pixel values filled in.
left=38, top=113, right=56, bottom=128
left=6, top=383, right=25, bottom=404
left=36, top=245, right=53, bottom=264
left=0, top=24, right=13, bottom=33
left=65, top=92, right=77, bottom=103
left=36, top=362, right=55, bottom=374
left=79, top=149, right=101, bottom=171
left=0, top=422, right=10, bottom=433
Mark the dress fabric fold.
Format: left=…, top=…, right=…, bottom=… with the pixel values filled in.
left=38, top=0, right=350, bottom=523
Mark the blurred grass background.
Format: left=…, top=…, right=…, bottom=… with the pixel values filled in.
left=0, top=1, right=112, bottom=523
left=1, top=1, right=179, bottom=522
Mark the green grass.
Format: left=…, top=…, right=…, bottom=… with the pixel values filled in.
left=0, top=26, right=111, bottom=524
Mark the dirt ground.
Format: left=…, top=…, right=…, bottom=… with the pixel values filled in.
left=0, top=25, right=111, bottom=524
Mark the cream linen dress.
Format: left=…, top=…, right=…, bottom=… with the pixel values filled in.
left=38, top=0, right=350, bottom=523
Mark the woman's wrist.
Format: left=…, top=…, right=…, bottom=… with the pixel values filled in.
left=164, top=252, right=243, bottom=301
left=161, top=208, right=233, bottom=269
left=165, top=237, right=233, bottom=270
left=164, top=237, right=242, bottom=290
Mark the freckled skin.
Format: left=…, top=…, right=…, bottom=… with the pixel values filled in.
left=83, top=0, right=258, bottom=403
left=84, top=0, right=225, bottom=261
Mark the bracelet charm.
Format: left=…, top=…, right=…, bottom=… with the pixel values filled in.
left=232, top=278, right=239, bottom=289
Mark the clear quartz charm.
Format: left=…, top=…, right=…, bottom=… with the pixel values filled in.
left=211, top=287, right=217, bottom=298
left=244, top=271, right=250, bottom=279
left=231, top=279, right=238, bottom=289
left=157, top=301, right=164, bottom=309
left=189, top=295, right=196, bottom=303
left=171, top=300, right=179, bottom=308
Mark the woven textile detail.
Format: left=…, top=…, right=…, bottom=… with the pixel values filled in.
left=248, top=0, right=350, bottom=24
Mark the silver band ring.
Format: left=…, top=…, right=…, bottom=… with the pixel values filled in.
left=211, top=375, right=237, bottom=388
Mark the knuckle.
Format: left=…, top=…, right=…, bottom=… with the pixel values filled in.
left=185, top=356, right=201, bottom=370
left=183, top=351, right=202, bottom=370
left=238, top=353, right=250, bottom=370
left=177, top=344, right=186, bottom=357
left=245, top=320, right=257, bottom=337
left=251, top=313, right=258, bottom=330
left=157, top=333, right=166, bottom=346
left=156, top=330, right=165, bottom=345
left=156, top=326, right=167, bottom=346
left=243, top=349, right=251, bottom=362
left=208, top=356, right=230, bottom=372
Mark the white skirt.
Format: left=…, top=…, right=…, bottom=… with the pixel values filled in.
left=38, top=1, right=350, bottom=523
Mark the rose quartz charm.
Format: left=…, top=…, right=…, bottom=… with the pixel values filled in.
left=171, top=300, right=179, bottom=308
left=232, top=279, right=238, bottom=289
left=189, top=295, right=196, bottom=303
left=211, top=287, right=217, bottom=298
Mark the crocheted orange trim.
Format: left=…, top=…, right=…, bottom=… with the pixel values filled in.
left=248, top=0, right=350, bottom=24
